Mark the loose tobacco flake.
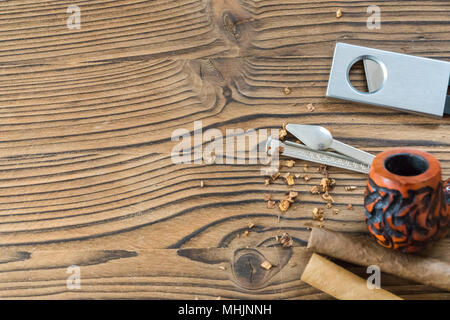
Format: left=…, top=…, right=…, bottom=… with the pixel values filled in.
left=267, top=200, right=276, bottom=209
left=261, top=260, right=273, bottom=270
left=307, top=103, right=315, bottom=112
left=312, top=207, right=325, bottom=221
left=284, top=173, right=295, bottom=186
left=279, top=233, right=294, bottom=248
left=322, top=192, right=335, bottom=203
left=310, top=185, right=320, bottom=194
left=279, top=199, right=291, bottom=212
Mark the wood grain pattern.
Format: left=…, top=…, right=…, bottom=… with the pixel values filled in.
left=0, top=0, right=449, bottom=299
left=1, top=0, right=450, bottom=63
left=0, top=247, right=449, bottom=300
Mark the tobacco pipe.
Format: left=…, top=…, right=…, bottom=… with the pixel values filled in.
left=364, top=148, right=450, bottom=253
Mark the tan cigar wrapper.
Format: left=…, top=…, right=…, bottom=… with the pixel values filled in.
left=301, top=253, right=402, bottom=300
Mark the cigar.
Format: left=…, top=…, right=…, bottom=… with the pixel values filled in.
left=307, top=228, right=450, bottom=291
left=301, top=253, right=402, bottom=300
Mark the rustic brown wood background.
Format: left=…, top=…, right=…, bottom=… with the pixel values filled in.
left=0, top=0, right=449, bottom=299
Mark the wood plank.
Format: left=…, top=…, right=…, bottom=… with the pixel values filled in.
left=0, top=1, right=449, bottom=63
left=0, top=58, right=449, bottom=156
left=0, top=0, right=236, bottom=64
left=0, top=56, right=448, bottom=254
left=0, top=247, right=447, bottom=299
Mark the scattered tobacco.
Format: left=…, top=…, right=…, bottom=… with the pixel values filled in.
left=267, top=200, right=276, bottom=209
left=283, top=160, right=295, bottom=168
left=320, top=177, right=335, bottom=192
left=279, top=199, right=291, bottom=212
left=279, top=232, right=294, bottom=248
left=310, top=185, right=320, bottom=194
left=318, top=164, right=329, bottom=177
left=271, top=171, right=280, bottom=182
left=283, top=173, right=295, bottom=186
left=288, top=191, right=299, bottom=199
left=312, top=207, right=325, bottom=221
left=322, top=192, right=335, bottom=203
left=260, top=260, right=273, bottom=270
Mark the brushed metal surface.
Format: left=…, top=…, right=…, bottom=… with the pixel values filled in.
left=266, top=137, right=370, bottom=174
left=327, top=43, right=450, bottom=117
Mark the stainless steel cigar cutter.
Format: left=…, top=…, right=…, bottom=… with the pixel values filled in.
left=326, top=43, right=450, bottom=117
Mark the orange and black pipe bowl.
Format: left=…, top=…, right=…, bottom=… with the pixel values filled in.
left=364, top=148, right=450, bottom=253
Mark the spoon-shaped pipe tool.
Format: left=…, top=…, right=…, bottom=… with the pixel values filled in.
left=285, top=124, right=375, bottom=166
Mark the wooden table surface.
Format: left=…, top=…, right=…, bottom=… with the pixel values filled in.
left=0, top=0, right=449, bottom=299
